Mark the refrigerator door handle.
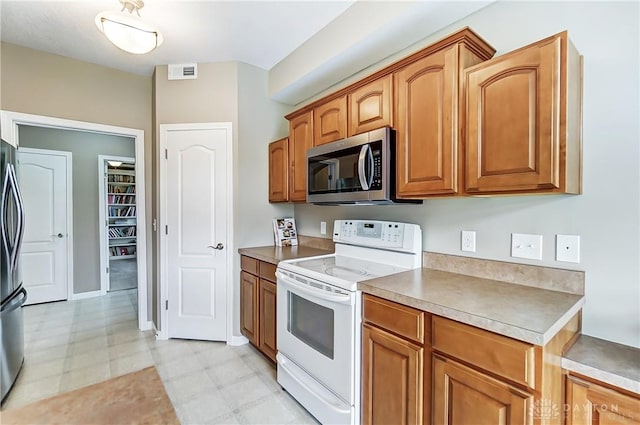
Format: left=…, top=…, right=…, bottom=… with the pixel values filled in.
left=0, top=166, right=12, bottom=261
left=7, top=164, right=25, bottom=272
left=0, top=287, right=27, bottom=315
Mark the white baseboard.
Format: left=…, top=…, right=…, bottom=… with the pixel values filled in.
left=71, top=290, right=102, bottom=300
left=227, top=335, right=249, bottom=346
left=139, top=320, right=153, bottom=331
left=155, top=328, right=169, bottom=340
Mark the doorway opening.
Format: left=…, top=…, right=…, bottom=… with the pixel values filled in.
left=1, top=110, right=150, bottom=331
left=99, top=156, right=138, bottom=293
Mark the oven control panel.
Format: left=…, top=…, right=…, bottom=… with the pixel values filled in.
left=333, top=220, right=421, bottom=253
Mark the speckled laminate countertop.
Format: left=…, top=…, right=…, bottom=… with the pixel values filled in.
left=359, top=267, right=585, bottom=346
left=238, top=245, right=333, bottom=265
left=562, top=335, right=640, bottom=394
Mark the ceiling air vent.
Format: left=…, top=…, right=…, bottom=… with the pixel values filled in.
left=168, top=63, right=198, bottom=80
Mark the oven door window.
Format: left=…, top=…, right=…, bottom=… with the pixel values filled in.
left=288, top=292, right=334, bottom=359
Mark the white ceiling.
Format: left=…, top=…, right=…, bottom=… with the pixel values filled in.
left=0, top=1, right=494, bottom=105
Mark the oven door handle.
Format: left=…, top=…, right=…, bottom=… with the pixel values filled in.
left=276, top=271, right=354, bottom=305
left=277, top=353, right=351, bottom=415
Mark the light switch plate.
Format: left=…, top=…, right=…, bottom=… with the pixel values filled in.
left=320, top=221, right=327, bottom=235
left=556, top=235, right=580, bottom=263
left=511, top=233, right=543, bottom=260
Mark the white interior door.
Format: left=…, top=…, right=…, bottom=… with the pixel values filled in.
left=165, top=125, right=229, bottom=340
left=17, top=149, right=71, bottom=305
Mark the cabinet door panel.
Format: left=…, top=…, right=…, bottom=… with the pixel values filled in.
left=396, top=47, right=456, bottom=196
left=268, top=138, right=288, bottom=202
left=288, top=112, right=313, bottom=202
left=466, top=36, right=561, bottom=193
left=566, top=375, right=640, bottom=425
left=362, top=324, right=423, bottom=425
left=240, top=271, right=258, bottom=345
left=314, top=97, right=347, bottom=145
left=433, top=355, right=532, bottom=425
left=348, top=76, right=392, bottom=136
left=258, top=279, right=277, bottom=362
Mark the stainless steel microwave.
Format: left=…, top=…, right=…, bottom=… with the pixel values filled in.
left=306, top=127, right=420, bottom=205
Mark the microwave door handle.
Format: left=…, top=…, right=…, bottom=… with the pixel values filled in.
left=357, top=145, right=370, bottom=190
left=366, top=144, right=374, bottom=188
left=8, top=164, right=25, bottom=271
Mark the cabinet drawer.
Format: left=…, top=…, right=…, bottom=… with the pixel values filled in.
left=432, top=316, right=536, bottom=389
left=240, top=256, right=258, bottom=275
left=363, top=294, right=425, bottom=344
left=259, top=261, right=277, bottom=283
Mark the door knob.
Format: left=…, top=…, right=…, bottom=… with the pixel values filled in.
left=52, top=233, right=64, bottom=238
left=208, top=243, right=224, bottom=250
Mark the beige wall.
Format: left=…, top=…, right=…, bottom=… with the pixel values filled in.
left=153, top=62, right=292, bottom=335
left=236, top=62, right=293, bottom=336
left=1, top=42, right=154, bottom=319
left=153, top=62, right=239, bottom=330
left=291, top=1, right=640, bottom=348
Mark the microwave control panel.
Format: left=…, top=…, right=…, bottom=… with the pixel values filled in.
left=333, top=220, right=421, bottom=253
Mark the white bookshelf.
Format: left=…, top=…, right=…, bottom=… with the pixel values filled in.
left=107, top=163, right=137, bottom=260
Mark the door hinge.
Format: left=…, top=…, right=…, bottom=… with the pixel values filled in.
left=165, top=225, right=168, bottom=235
left=106, top=267, right=109, bottom=274
left=165, top=300, right=168, bottom=310
left=165, top=149, right=168, bottom=159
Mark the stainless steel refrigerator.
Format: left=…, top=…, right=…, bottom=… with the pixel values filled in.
left=0, top=138, right=26, bottom=403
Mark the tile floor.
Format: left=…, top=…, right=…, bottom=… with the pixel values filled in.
left=108, top=258, right=138, bottom=292
left=1, top=289, right=318, bottom=425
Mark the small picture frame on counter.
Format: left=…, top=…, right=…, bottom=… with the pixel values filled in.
left=273, top=218, right=298, bottom=247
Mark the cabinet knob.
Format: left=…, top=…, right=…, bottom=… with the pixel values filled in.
left=208, top=243, right=224, bottom=250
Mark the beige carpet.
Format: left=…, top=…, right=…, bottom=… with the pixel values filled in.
left=1, top=366, right=179, bottom=425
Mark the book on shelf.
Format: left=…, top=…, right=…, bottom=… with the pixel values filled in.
left=108, top=226, right=136, bottom=238
left=107, top=185, right=135, bottom=194
left=108, top=206, right=136, bottom=217
left=273, top=218, right=298, bottom=247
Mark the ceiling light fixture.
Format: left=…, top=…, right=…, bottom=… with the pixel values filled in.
left=95, top=0, right=163, bottom=55
left=107, top=161, right=123, bottom=167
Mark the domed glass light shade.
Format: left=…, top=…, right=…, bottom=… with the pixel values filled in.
left=95, top=0, right=163, bottom=55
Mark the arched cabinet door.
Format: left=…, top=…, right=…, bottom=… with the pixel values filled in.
left=465, top=31, right=582, bottom=195
left=314, top=96, right=347, bottom=146
left=288, top=111, right=313, bottom=202
left=268, top=138, right=288, bottom=202
left=348, top=75, right=393, bottom=136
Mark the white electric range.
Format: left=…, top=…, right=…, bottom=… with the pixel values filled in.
left=276, top=220, right=422, bottom=425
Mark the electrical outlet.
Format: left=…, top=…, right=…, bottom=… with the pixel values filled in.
left=511, top=233, right=543, bottom=260
left=556, top=235, right=580, bottom=263
left=320, top=221, right=327, bottom=235
left=461, top=230, right=476, bottom=252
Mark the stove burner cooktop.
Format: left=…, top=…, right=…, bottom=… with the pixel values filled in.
left=283, top=254, right=408, bottom=290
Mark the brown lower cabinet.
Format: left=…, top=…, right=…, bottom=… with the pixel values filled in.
left=566, top=374, right=640, bottom=425
left=362, top=294, right=581, bottom=425
left=240, top=255, right=277, bottom=362
left=362, top=324, right=424, bottom=425
left=432, top=354, right=532, bottom=424
left=362, top=294, right=431, bottom=425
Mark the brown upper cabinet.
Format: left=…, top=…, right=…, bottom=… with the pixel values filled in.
left=280, top=27, right=582, bottom=202
left=395, top=33, right=494, bottom=197
left=465, top=31, right=582, bottom=194
left=268, top=137, right=288, bottom=202
left=314, top=96, right=347, bottom=145
left=288, top=111, right=313, bottom=202
left=348, top=75, right=393, bottom=136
